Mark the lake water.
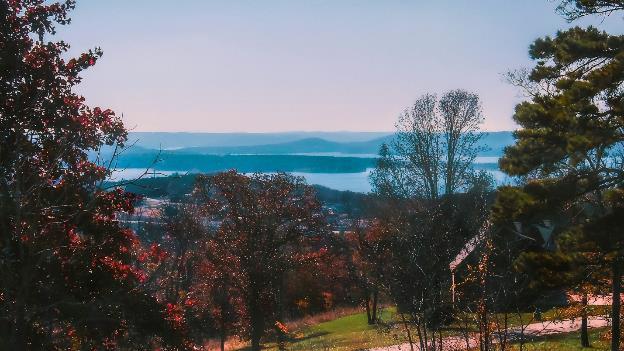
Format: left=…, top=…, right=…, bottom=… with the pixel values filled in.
left=112, top=167, right=512, bottom=193
left=110, top=154, right=510, bottom=193
left=109, top=168, right=182, bottom=181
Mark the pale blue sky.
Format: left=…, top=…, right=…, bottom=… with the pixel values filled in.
left=57, top=1, right=622, bottom=132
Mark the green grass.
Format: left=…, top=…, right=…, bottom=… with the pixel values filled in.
left=450, top=305, right=609, bottom=333
left=238, top=306, right=610, bottom=351
left=259, top=308, right=410, bottom=351
left=508, top=328, right=610, bottom=351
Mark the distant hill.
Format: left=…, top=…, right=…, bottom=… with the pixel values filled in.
left=101, top=131, right=514, bottom=176
left=143, top=131, right=514, bottom=157
left=126, top=131, right=393, bottom=150
left=115, top=153, right=377, bottom=174
left=170, top=137, right=391, bottom=155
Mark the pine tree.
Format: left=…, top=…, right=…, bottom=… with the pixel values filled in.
left=496, top=6, right=624, bottom=348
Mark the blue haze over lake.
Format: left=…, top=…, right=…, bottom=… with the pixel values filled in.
left=107, top=132, right=515, bottom=193
left=112, top=157, right=510, bottom=194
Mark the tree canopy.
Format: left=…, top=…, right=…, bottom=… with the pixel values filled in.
left=370, top=90, right=485, bottom=199
left=496, top=5, right=624, bottom=349
left=0, top=1, right=181, bottom=349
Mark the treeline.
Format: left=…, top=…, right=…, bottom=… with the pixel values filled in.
left=109, top=173, right=371, bottom=214
left=111, top=131, right=514, bottom=157
left=121, top=169, right=498, bottom=351
left=114, top=153, right=376, bottom=174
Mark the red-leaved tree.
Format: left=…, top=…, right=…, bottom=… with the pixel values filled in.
left=191, top=171, right=328, bottom=351
left=0, top=1, right=184, bottom=349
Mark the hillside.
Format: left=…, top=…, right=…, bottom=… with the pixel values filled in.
left=170, top=137, right=388, bottom=155
left=117, top=131, right=514, bottom=157
left=126, top=131, right=393, bottom=150
left=114, top=153, right=377, bottom=174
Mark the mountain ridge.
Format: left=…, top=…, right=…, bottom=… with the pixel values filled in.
left=120, top=131, right=514, bottom=157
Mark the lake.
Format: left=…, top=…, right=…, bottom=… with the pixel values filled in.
left=111, top=166, right=512, bottom=193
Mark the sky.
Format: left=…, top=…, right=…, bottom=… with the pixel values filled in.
left=56, top=0, right=623, bottom=132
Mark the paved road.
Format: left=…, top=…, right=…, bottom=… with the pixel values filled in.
left=368, top=316, right=609, bottom=351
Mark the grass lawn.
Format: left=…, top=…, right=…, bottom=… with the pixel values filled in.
left=450, top=305, right=609, bottom=334
left=508, top=328, right=610, bottom=350
left=236, top=306, right=609, bottom=350
left=258, top=308, right=410, bottom=351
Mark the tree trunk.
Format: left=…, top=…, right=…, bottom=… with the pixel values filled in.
left=219, top=292, right=229, bottom=351
left=581, top=293, right=590, bottom=348
left=250, top=317, right=262, bottom=351
left=365, top=294, right=372, bottom=325
left=371, top=289, right=378, bottom=324
left=517, top=310, right=526, bottom=351
left=462, top=314, right=471, bottom=350
left=502, top=312, right=509, bottom=350
left=612, top=260, right=621, bottom=351
left=416, top=316, right=425, bottom=351
left=400, top=313, right=415, bottom=351
left=11, top=310, right=27, bottom=351
left=220, top=328, right=226, bottom=351
left=276, top=283, right=286, bottom=351
left=422, top=319, right=429, bottom=351
left=438, top=329, right=443, bottom=351
left=249, top=288, right=264, bottom=351
left=480, top=306, right=489, bottom=351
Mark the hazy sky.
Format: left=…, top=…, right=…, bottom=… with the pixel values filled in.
left=56, top=1, right=622, bottom=132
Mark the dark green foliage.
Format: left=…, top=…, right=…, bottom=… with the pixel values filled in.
left=371, top=187, right=494, bottom=348
left=108, top=173, right=374, bottom=215
left=116, top=153, right=376, bottom=173
left=497, top=6, right=624, bottom=348
left=558, top=0, right=624, bottom=20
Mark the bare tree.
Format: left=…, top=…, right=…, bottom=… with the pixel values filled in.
left=439, top=90, right=485, bottom=195
left=394, top=93, right=442, bottom=199
left=370, top=90, right=484, bottom=199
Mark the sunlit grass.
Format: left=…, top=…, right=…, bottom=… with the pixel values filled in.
left=234, top=305, right=610, bottom=351
left=508, top=328, right=610, bottom=351
left=256, top=308, right=406, bottom=351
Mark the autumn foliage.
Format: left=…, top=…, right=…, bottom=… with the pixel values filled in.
left=0, top=1, right=183, bottom=349
left=176, top=171, right=330, bottom=351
